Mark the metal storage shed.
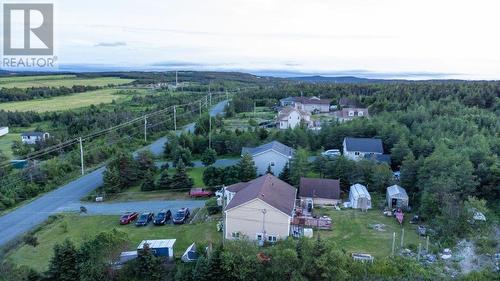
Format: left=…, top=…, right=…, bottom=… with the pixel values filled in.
left=349, top=184, right=372, bottom=210
left=137, top=239, right=176, bottom=259
left=386, top=185, right=409, bottom=209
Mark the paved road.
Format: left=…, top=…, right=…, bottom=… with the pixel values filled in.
left=59, top=200, right=206, bottom=215
left=0, top=100, right=228, bottom=247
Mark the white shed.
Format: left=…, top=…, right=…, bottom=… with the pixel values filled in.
left=349, top=184, right=372, bottom=210
left=386, top=185, right=409, bottom=209
left=0, top=127, right=8, bottom=137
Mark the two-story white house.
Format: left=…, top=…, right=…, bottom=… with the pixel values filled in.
left=21, top=132, right=50, bottom=145
left=224, top=174, right=297, bottom=242
left=279, top=96, right=331, bottom=113
left=241, top=141, right=295, bottom=175
left=343, top=137, right=384, bottom=161
left=277, top=106, right=311, bottom=129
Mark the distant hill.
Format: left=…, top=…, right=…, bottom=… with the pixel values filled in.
left=288, top=75, right=394, bottom=83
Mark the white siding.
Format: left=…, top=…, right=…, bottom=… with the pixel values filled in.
left=252, top=150, right=290, bottom=176
left=279, top=110, right=301, bottom=129
left=0, top=127, right=8, bottom=137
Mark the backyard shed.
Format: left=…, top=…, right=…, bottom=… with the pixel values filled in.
left=137, top=239, right=176, bottom=259
left=181, top=243, right=199, bottom=262
left=386, top=185, right=409, bottom=209
left=349, top=184, right=372, bottom=210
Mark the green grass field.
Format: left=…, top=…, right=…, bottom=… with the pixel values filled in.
left=0, top=133, right=19, bottom=158
left=316, top=208, right=424, bottom=258
left=0, top=75, right=133, bottom=88
left=0, top=89, right=141, bottom=112
left=8, top=214, right=220, bottom=272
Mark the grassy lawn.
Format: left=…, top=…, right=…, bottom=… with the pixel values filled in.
left=8, top=214, right=221, bottom=272
left=316, top=208, right=425, bottom=258
left=0, top=75, right=133, bottom=88
left=0, top=89, right=140, bottom=112
left=0, top=133, right=19, bottom=159
left=225, top=107, right=276, bottom=130
left=188, top=167, right=205, bottom=187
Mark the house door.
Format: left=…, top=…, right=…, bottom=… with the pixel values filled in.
left=391, top=198, right=398, bottom=208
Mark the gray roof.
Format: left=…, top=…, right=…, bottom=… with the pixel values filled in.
left=364, top=153, right=391, bottom=164
left=241, top=141, right=295, bottom=158
left=350, top=183, right=371, bottom=199
left=225, top=174, right=297, bottom=215
left=344, top=137, right=383, bottom=153
left=387, top=185, right=408, bottom=199
left=21, top=132, right=46, bottom=137
left=299, top=177, right=340, bottom=200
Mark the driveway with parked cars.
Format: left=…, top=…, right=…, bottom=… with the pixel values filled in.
left=59, top=200, right=206, bottom=215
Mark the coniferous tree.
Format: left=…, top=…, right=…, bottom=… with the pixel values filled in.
left=279, top=162, right=291, bottom=184
left=140, top=170, right=156, bottom=191
left=238, top=153, right=257, bottom=181
left=46, top=239, right=79, bottom=281
left=157, top=169, right=173, bottom=190
left=266, top=164, right=273, bottom=175
left=171, top=160, right=194, bottom=190
left=201, top=148, right=217, bottom=166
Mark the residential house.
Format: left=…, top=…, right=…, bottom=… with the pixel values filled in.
left=349, top=183, right=372, bottom=210
left=279, top=96, right=331, bottom=113
left=386, top=185, right=409, bottom=209
left=241, top=141, right=294, bottom=175
left=224, top=174, right=297, bottom=242
left=299, top=177, right=341, bottom=206
left=0, top=127, right=8, bottom=137
left=277, top=106, right=311, bottom=129
left=335, top=108, right=369, bottom=121
left=21, top=132, right=50, bottom=145
left=343, top=137, right=384, bottom=161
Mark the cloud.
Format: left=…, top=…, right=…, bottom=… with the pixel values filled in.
left=94, top=41, right=127, bottom=47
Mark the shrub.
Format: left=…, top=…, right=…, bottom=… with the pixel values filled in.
left=205, top=197, right=221, bottom=215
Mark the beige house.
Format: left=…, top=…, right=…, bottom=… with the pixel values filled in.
left=224, top=174, right=297, bottom=242
left=277, top=106, right=311, bottom=129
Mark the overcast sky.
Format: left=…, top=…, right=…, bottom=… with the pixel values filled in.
left=4, top=0, right=500, bottom=79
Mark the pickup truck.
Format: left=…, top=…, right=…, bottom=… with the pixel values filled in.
left=189, top=188, right=213, bottom=198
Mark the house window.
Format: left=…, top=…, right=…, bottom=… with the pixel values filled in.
left=270, top=161, right=275, bottom=167
left=256, top=233, right=264, bottom=241
left=358, top=111, right=364, bottom=116
left=231, top=232, right=240, bottom=239
left=355, top=152, right=360, bottom=156
left=348, top=111, right=354, bottom=117
left=268, top=235, right=277, bottom=243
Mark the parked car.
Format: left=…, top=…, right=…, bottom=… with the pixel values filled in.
left=189, top=188, right=213, bottom=198
left=173, top=208, right=190, bottom=224
left=120, top=211, right=139, bottom=225
left=135, top=212, right=154, bottom=226
left=153, top=209, right=172, bottom=225
left=321, top=149, right=341, bottom=158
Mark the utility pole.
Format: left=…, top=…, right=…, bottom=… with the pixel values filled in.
left=175, top=71, right=178, bottom=87
left=199, top=99, right=202, bottom=118
left=226, top=90, right=228, bottom=101
left=79, top=137, right=84, bottom=175
left=400, top=228, right=405, bottom=248
left=173, top=105, right=177, bottom=131
left=391, top=232, right=396, bottom=256
left=209, top=90, right=212, bottom=107
left=417, top=243, right=422, bottom=261
left=222, top=185, right=226, bottom=245
left=261, top=209, right=267, bottom=243
left=208, top=113, right=212, bottom=149
left=144, top=116, right=147, bottom=142
left=254, top=101, right=256, bottom=117
left=426, top=236, right=429, bottom=253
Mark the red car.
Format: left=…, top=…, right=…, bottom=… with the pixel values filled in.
left=189, top=188, right=213, bottom=198
left=120, top=211, right=139, bottom=225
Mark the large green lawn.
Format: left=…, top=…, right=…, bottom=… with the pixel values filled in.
left=0, top=133, right=19, bottom=158
left=0, top=89, right=141, bottom=112
left=317, top=208, right=425, bottom=258
left=0, top=75, right=133, bottom=88
left=8, top=214, right=220, bottom=272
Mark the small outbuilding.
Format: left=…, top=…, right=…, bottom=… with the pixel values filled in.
left=0, top=127, right=9, bottom=137
left=349, top=183, right=372, bottom=210
left=181, top=243, right=199, bottom=262
left=299, top=177, right=341, bottom=206
left=386, top=185, right=409, bottom=209
left=137, top=239, right=176, bottom=260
